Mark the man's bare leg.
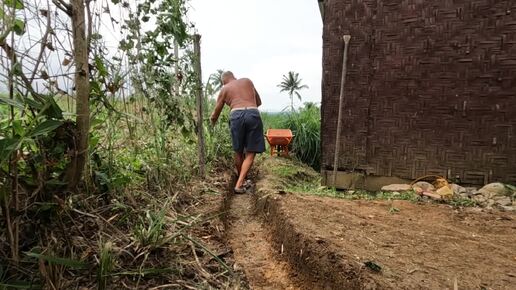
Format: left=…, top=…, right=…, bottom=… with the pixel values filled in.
left=235, top=152, right=244, bottom=176
left=235, top=152, right=255, bottom=189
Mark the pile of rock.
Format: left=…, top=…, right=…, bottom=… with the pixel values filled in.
left=470, top=183, right=515, bottom=211
left=381, top=182, right=516, bottom=212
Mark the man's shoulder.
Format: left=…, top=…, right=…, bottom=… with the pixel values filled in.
left=238, top=77, right=253, bottom=83
left=238, top=78, right=255, bottom=88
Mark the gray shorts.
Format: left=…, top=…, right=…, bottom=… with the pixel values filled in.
left=229, top=109, right=265, bottom=153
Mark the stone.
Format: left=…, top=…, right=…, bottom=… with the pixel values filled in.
left=500, top=205, right=516, bottom=212
left=472, top=195, right=487, bottom=204
left=477, top=183, right=511, bottom=198
left=493, top=196, right=512, bottom=206
left=469, top=207, right=484, bottom=213
left=381, top=184, right=412, bottom=192
left=465, top=187, right=478, bottom=196
left=412, top=182, right=435, bottom=192
left=450, top=184, right=467, bottom=196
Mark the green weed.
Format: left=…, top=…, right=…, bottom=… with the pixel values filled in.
left=448, top=197, right=478, bottom=207
left=133, top=206, right=168, bottom=248
left=271, top=165, right=301, bottom=178
left=97, top=241, right=114, bottom=290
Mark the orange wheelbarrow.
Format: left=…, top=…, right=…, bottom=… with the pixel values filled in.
left=265, top=129, right=294, bottom=156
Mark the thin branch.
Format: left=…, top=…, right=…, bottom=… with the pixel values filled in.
left=52, top=0, right=72, bottom=16
left=0, top=40, right=45, bottom=102
left=28, top=0, right=53, bottom=83
left=86, top=0, right=93, bottom=53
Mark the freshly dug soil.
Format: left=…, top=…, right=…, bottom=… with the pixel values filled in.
left=225, top=194, right=311, bottom=290
left=222, top=158, right=515, bottom=289
left=259, top=193, right=516, bottom=289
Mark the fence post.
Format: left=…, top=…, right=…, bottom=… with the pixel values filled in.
left=193, top=34, right=206, bottom=177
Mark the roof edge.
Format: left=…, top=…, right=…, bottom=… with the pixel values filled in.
left=318, top=0, right=325, bottom=21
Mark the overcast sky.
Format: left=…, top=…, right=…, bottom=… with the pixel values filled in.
left=0, top=0, right=323, bottom=112
left=188, top=0, right=323, bottom=112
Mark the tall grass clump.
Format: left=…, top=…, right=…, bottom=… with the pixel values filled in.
left=97, top=241, right=114, bottom=290
left=261, top=111, right=287, bottom=131
left=283, top=103, right=321, bottom=170
left=262, top=103, right=321, bottom=170
left=204, top=101, right=234, bottom=169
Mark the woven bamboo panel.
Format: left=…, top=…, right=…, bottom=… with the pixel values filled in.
left=321, top=0, right=516, bottom=185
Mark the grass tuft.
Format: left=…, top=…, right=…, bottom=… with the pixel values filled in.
left=133, top=207, right=168, bottom=249
left=97, top=241, right=114, bottom=290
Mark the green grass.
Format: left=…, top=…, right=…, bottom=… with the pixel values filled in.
left=261, top=103, right=321, bottom=170
left=261, top=111, right=288, bottom=131
left=0, top=93, right=12, bottom=119
left=288, top=181, right=420, bottom=201
left=264, top=157, right=479, bottom=207
left=271, top=164, right=302, bottom=178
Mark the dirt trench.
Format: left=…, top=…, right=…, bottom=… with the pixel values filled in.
left=223, top=190, right=318, bottom=290
left=220, top=164, right=516, bottom=290
left=220, top=171, right=376, bottom=290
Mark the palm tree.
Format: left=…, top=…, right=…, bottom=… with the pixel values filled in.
left=208, top=69, right=224, bottom=93
left=205, top=69, right=224, bottom=103
left=278, top=71, right=309, bottom=112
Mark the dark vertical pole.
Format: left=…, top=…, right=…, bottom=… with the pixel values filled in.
left=193, top=34, right=206, bottom=177
left=7, top=2, right=19, bottom=263
left=332, top=35, right=351, bottom=187
left=172, top=41, right=179, bottom=97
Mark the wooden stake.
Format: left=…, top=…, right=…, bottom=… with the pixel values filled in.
left=67, top=0, right=91, bottom=190
left=193, top=34, right=206, bottom=177
left=332, top=35, right=351, bottom=187
left=172, top=41, right=180, bottom=97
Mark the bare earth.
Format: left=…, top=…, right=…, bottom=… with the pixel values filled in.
left=262, top=193, right=516, bottom=289
left=226, top=194, right=313, bottom=290
left=218, top=157, right=516, bottom=290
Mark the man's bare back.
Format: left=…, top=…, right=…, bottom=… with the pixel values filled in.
left=211, top=77, right=262, bottom=121
left=219, top=78, right=262, bottom=109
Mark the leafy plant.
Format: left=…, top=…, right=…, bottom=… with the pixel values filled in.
left=133, top=206, right=168, bottom=248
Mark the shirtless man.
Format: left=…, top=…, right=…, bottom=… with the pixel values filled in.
left=210, top=71, right=265, bottom=193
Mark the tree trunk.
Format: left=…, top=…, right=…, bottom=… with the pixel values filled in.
left=193, top=34, right=206, bottom=177
left=67, top=0, right=90, bottom=190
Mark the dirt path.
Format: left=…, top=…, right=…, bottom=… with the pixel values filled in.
left=226, top=194, right=312, bottom=290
